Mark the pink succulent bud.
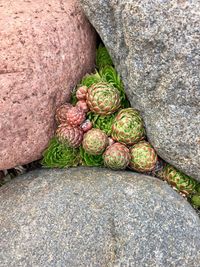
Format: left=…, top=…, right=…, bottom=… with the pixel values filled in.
left=56, top=124, right=83, bottom=148
left=76, top=100, right=89, bottom=113
left=66, top=106, right=86, bottom=127
left=81, top=119, right=93, bottom=132
left=76, top=86, right=88, bottom=100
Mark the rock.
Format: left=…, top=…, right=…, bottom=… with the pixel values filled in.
left=0, top=0, right=96, bottom=170
left=79, top=0, right=200, bottom=181
left=0, top=167, right=199, bottom=267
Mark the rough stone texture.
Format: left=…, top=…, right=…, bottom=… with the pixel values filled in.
left=79, top=0, right=200, bottom=181
left=0, top=0, right=96, bottom=170
left=0, top=168, right=200, bottom=267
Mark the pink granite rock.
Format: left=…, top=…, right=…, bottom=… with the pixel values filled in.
left=0, top=0, right=96, bottom=170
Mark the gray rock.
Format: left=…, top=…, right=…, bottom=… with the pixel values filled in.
left=0, top=167, right=200, bottom=267
left=79, top=0, right=200, bottom=181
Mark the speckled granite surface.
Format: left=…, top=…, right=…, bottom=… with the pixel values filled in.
left=80, top=0, right=200, bottom=181
left=0, top=0, right=96, bottom=170
left=0, top=168, right=199, bottom=266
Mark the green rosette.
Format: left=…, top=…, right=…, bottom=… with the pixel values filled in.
left=129, top=141, right=157, bottom=173
left=96, top=44, right=113, bottom=69
left=41, top=138, right=80, bottom=168
left=100, top=66, right=130, bottom=108
left=80, top=146, right=104, bottom=167
left=80, top=71, right=102, bottom=88
left=87, top=112, right=116, bottom=136
left=111, top=108, right=145, bottom=145
left=161, top=164, right=198, bottom=195
left=86, top=82, right=121, bottom=115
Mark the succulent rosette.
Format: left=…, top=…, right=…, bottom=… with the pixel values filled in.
left=56, top=124, right=83, bottom=148
left=65, top=106, right=86, bottom=127
left=87, top=112, right=116, bottom=136
left=82, top=128, right=109, bottom=155
left=129, top=141, right=158, bottom=172
left=161, top=164, right=198, bottom=195
left=103, top=143, right=130, bottom=170
left=55, top=103, right=73, bottom=124
left=86, top=82, right=121, bottom=115
left=41, top=138, right=80, bottom=168
left=111, top=108, right=145, bottom=145
left=80, top=146, right=104, bottom=167
left=100, top=66, right=130, bottom=108
left=80, top=71, right=102, bottom=88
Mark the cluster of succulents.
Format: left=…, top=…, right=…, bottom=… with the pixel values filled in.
left=42, top=44, right=199, bottom=210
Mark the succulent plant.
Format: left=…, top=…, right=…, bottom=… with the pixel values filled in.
left=76, top=100, right=89, bottom=113
left=103, top=143, right=130, bottom=170
left=161, top=164, right=198, bottom=195
left=100, top=66, right=122, bottom=89
left=65, top=106, right=86, bottom=127
left=80, top=146, right=104, bottom=167
left=41, top=138, right=80, bottom=168
left=86, top=82, right=121, bottom=115
left=129, top=141, right=157, bottom=173
left=76, top=86, right=88, bottom=100
left=80, top=119, right=93, bottom=132
left=96, top=43, right=113, bottom=69
left=55, top=103, right=73, bottom=124
left=56, top=124, right=83, bottom=148
left=100, top=66, right=130, bottom=108
left=80, top=71, right=102, bottom=88
left=82, top=128, right=109, bottom=155
left=87, top=112, right=116, bottom=136
left=111, top=108, right=145, bottom=145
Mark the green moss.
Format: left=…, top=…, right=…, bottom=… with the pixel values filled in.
left=41, top=138, right=80, bottom=168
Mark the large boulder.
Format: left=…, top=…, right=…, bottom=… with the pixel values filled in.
left=0, top=0, right=96, bottom=170
left=0, top=167, right=200, bottom=266
left=79, top=0, right=200, bottom=181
